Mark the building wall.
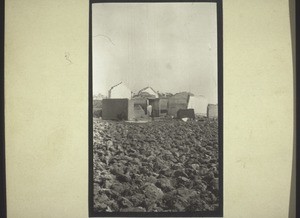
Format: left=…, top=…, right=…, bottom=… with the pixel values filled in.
left=109, top=83, right=132, bottom=99
left=102, top=99, right=134, bottom=120
left=127, top=100, right=135, bottom=120
left=168, top=99, right=188, bottom=117
left=168, top=95, right=189, bottom=117
left=207, top=104, right=218, bottom=118
left=150, top=98, right=160, bottom=117
left=159, top=98, right=168, bottom=114
left=177, top=109, right=196, bottom=119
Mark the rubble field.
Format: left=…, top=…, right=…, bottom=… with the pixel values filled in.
left=93, top=117, right=219, bottom=213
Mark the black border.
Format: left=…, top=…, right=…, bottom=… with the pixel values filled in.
left=295, top=0, right=299, bottom=217
left=289, top=0, right=296, bottom=217
left=0, top=0, right=6, bottom=217
left=89, top=1, right=223, bottom=217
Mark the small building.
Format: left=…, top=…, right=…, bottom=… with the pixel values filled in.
left=187, top=95, right=208, bottom=116
left=102, top=98, right=135, bottom=121
left=207, top=104, right=218, bottom=118
left=108, top=82, right=132, bottom=99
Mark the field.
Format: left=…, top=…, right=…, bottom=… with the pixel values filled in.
left=93, top=117, right=219, bottom=213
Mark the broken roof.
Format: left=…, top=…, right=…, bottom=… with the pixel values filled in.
left=138, top=86, right=157, bottom=95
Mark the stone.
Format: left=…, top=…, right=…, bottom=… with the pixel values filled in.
left=111, top=182, right=125, bottom=194
left=94, top=193, right=110, bottom=211
left=162, top=190, right=177, bottom=208
left=156, top=177, right=174, bottom=192
left=179, top=176, right=190, bottom=182
left=116, top=173, right=131, bottom=183
left=130, top=193, right=145, bottom=207
left=191, top=163, right=200, bottom=171
left=174, top=202, right=185, bottom=211
left=93, top=118, right=220, bottom=212
left=210, top=178, right=219, bottom=191
left=177, top=188, right=198, bottom=198
left=119, top=197, right=133, bottom=208
left=110, top=165, right=124, bottom=175
left=94, top=202, right=107, bottom=211
left=146, top=176, right=157, bottom=184
left=143, top=183, right=164, bottom=201
left=159, top=168, right=172, bottom=177
left=120, top=207, right=146, bottom=212
left=174, top=170, right=189, bottom=178
left=94, top=183, right=101, bottom=195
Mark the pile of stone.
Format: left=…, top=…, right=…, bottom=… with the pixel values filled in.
left=93, top=118, right=219, bottom=212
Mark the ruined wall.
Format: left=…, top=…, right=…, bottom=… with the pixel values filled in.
left=102, top=99, right=134, bottom=121
left=134, top=105, right=146, bottom=119
left=140, top=87, right=158, bottom=98
left=151, top=99, right=160, bottom=117
left=127, top=100, right=135, bottom=121
left=168, top=96, right=189, bottom=117
left=132, top=98, right=147, bottom=114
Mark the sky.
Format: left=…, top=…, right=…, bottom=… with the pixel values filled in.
left=92, top=3, right=218, bottom=104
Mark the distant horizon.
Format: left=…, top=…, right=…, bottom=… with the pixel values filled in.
left=92, top=3, right=218, bottom=104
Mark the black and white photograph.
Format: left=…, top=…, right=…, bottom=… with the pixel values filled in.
left=90, top=1, right=222, bottom=216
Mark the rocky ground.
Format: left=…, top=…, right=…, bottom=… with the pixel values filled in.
left=93, top=117, right=219, bottom=213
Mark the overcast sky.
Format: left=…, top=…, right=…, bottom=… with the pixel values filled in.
left=92, top=3, right=218, bottom=104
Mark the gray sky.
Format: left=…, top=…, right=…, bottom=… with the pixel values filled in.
left=92, top=3, right=218, bottom=104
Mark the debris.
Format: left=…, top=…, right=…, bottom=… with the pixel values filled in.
left=93, top=118, right=219, bottom=212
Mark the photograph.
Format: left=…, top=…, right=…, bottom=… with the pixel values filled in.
left=90, top=1, right=222, bottom=216
left=2, top=0, right=295, bottom=217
